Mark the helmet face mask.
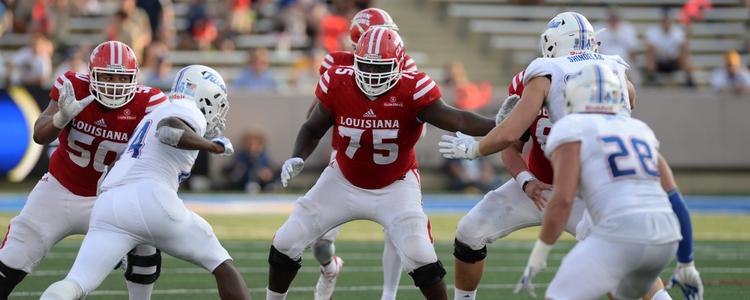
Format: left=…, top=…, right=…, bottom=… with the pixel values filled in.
left=565, top=64, right=624, bottom=115
left=88, top=41, right=139, bottom=109
left=170, top=65, right=229, bottom=138
left=353, top=27, right=405, bottom=97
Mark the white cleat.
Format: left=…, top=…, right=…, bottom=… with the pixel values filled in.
left=314, top=256, right=344, bottom=300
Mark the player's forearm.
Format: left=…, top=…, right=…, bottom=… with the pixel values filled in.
left=175, top=130, right=223, bottom=153
left=477, top=124, right=516, bottom=156
left=450, top=111, right=496, bottom=136
left=501, top=141, right=528, bottom=178
left=291, top=123, right=325, bottom=160
left=539, top=194, right=571, bottom=245
left=33, top=116, right=62, bottom=145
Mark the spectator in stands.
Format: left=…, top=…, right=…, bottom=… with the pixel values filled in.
left=185, top=0, right=218, bottom=50
left=289, top=49, right=324, bottom=93
left=225, top=128, right=277, bottom=193
left=0, top=53, right=7, bottom=88
left=711, top=50, right=750, bottom=95
left=8, top=33, right=53, bottom=87
left=0, top=1, right=10, bottom=36
left=53, top=46, right=88, bottom=80
left=596, top=7, right=638, bottom=64
left=142, top=55, right=174, bottom=90
left=445, top=158, right=497, bottom=194
left=234, top=48, right=278, bottom=91
left=443, top=61, right=493, bottom=112
left=318, top=1, right=352, bottom=52
left=644, top=7, right=695, bottom=87
left=227, top=0, right=253, bottom=34
left=106, top=0, right=151, bottom=59
left=137, top=0, right=174, bottom=43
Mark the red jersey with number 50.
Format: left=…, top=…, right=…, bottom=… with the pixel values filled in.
left=48, top=71, right=167, bottom=196
left=316, top=66, right=440, bottom=189
left=508, top=70, right=553, bottom=184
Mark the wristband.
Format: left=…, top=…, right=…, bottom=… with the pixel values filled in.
left=516, top=171, right=537, bottom=191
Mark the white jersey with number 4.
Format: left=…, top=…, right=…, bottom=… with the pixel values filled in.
left=101, top=100, right=207, bottom=192
left=545, top=114, right=681, bottom=244
left=523, top=51, right=631, bottom=123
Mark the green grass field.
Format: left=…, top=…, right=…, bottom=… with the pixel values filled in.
left=4, top=213, right=750, bottom=299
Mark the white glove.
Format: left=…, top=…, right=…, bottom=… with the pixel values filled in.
left=280, top=157, right=304, bottom=187
left=211, top=136, right=234, bottom=156
left=205, top=120, right=226, bottom=139
left=496, top=94, right=520, bottom=125
left=514, top=240, right=553, bottom=298
left=667, top=261, right=704, bottom=300
left=438, top=132, right=480, bottom=160
left=53, top=80, right=96, bottom=129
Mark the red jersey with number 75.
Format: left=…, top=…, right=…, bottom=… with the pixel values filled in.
left=315, top=66, right=440, bottom=189
left=508, top=70, right=553, bottom=184
left=47, top=71, right=167, bottom=196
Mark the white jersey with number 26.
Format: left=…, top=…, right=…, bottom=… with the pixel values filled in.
left=523, top=51, right=632, bottom=123
left=545, top=113, right=681, bottom=244
left=102, top=99, right=207, bottom=192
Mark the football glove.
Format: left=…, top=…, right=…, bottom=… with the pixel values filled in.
left=667, top=261, right=704, bottom=300
left=514, top=240, right=553, bottom=298
left=53, top=80, right=96, bottom=129
left=438, top=132, right=480, bottom=160
left=280, top=157, right=304, bottom=187
left=211, top=136, right=234, bottom=156
left=496, top=94, right=521, bottom=125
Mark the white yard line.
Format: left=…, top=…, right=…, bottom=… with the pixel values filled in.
left=10, top=283, right=541, bottom=297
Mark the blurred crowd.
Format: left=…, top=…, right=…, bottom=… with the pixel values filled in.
left=0, top=0, right=372, bottom=93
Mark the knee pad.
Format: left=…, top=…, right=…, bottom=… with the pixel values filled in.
left=268, top=245, right=301, bottom=272
left=408, top=261, right=446, bottom=288
left=0, top=260, right=28, bottom=298
left=312, top=239, right=335, bottom=264
left=125, top=248, right=161, bottom=284
left=39, top=278, right=83, bottom=300
left=453, top=238, right=487, bottom=263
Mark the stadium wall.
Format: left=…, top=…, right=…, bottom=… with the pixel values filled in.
left=216, top=88, right=750, bottom=170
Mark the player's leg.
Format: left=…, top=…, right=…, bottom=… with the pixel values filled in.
left=40, top=228, right=138, bottom=299
left=545, top=235, right=630, bottom=300
left=381, top=230, right=402, bottom=300
left=612, top=242, right=679, bottom=300
left=212, top=259, right=250, bottom=300
left=0, top=174, right=92, bottom=298
left=269, top=165, right=352, bottom=299
left=125, top=244, right=161, bottom=300
left=312, top=226, right=343, bottom=300
left=453, top=179, right=541, bottom=300
left=377, top=171, right=447, bottom=300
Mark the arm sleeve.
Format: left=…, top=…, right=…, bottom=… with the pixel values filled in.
left=168, top=102, right=208, bottom=137
left=145, top=88, right=168, bottom=114
left=544, top=116, right=583, bottom=158
left=522, top=58, right=553, bottom=86
left=315, top=68, right=336, bottom=113
left=412, top=73, right=442, bottom=110
left=49, top=71, right=75, bottom=102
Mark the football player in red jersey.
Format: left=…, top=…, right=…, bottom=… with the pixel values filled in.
left=0, top=41, right=167, bottom=299
left=266, top=27, right=495, bottom=300
left=306, top=8, right=419, bottom=300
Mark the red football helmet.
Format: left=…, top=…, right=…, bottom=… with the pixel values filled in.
left=88, top=40, right=139, bottom=108
left=354, top=27, right=405, bottom=96
left=349, top=8, right=398, bottom=47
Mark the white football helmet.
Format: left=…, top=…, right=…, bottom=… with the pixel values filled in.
left=170, top=65, right=229, bottom=138
left=540, top=12, right=597, bottom=58
left=564, top=63, right=624, bottom=114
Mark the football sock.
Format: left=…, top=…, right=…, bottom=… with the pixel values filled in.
left=381, top=240, right=401, bottom=300
left=266, top=287, right=287, bottom=300
left=454, top=288, right=476, bottom=300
